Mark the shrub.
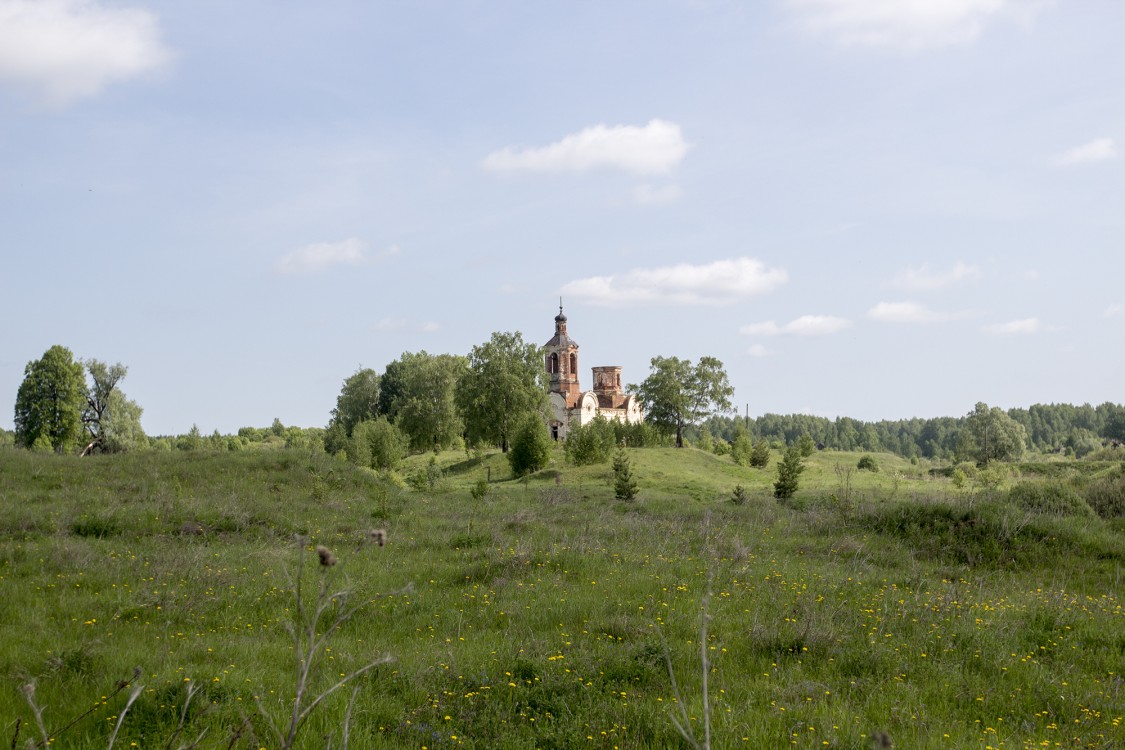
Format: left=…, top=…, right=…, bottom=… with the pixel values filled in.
left=350, top=417, right=407, bottom=471
left=1082, top=466, right=1125, bottom=519
left=730, top=485, right=748, bottom=505
left=774, top=445, right=805, bottom=499
left=470, top=477, right=490, bottom=501
left=565, top=416, right=616, bottom=466
left=1005, top=480, right=1094, bottom=517
left=509, top=414, right=551, bottom=476
left=750, top=438, right=771, bottom=468
left=613, top=446, right=638, bottom=501
left=730, top=430, right=753, bottom=466
left=857, top=455, right=878, bottom=472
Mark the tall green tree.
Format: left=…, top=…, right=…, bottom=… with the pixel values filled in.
left=960, top=402, right=1027, bottom=465
left=328, top=368, right=381, bottom=437
left=631, top=355, right=734, bottom=448
left=456, top=331, right=547, bottom=453
left=387, top=351, right=468, bottom=452
left=14, top=345, right=87, bottom=452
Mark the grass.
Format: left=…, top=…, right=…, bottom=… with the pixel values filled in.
left=0, top=446, right=1122, bottom=748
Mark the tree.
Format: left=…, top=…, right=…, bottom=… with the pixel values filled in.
left=797, top=432, right=816, bottom=457
left=773, top=445, right=805, bottom=499
left=14, top=345, right=87, bottom=452
left=456, top=331, right=547, bottom=453
left=99, top=389, right=147, bottom=453
left=750, top=437, right=771, bottom=468
left=613, top=446, right=638, bottom=501
left=509, top=413, right=552, bottom=476
left=960, top=402, right=1027, bottom=465
left=389, top=352, right=468, bottom=452
left=80, top=359, right=143, bottom=455
left=730, top=428, right=753, bottom=466
left=328, top=368, right=381, bottom=437
left=631, top=356, right=734, bottom=448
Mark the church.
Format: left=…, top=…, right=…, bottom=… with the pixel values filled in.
left=545, top=305, right=643, bottom=440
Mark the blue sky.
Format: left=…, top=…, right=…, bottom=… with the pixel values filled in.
left=1, top=0, right=1122, bottom=436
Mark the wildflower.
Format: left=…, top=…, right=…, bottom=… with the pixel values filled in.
left=316, top=545, right=337, bottom=567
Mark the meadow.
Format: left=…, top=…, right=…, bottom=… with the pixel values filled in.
left=0, top=446, right=1122, bottom=749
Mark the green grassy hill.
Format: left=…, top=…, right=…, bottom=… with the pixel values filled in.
left=1, top=447, right=1122, bottom=748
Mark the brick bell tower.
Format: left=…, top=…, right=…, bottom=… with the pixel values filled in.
left=545, top=301, right=581, bottom=408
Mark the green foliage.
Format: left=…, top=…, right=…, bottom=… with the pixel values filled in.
left=797, top=432, right=816, bottom=457
left=857, top=454, right=879, bottom=472
left=350, top=417, right=407, bottom=471
left=564, top=415, right=617, bottom=466
left=750, top=437, right=771, bottom=468
left=508, top=413, right=552, bottom=477
left=390, top=351, right=468, bottom=452
left=470, top=477, right=490, bottom=501
left=773, top=445, right=805, bottom=499
left=612, top=446, right=638, bottom=501
left=1005, top=480, right=1094, bottom=517
left=630, top=355, right=734, bottom=448
left=177, top=424, right=204, bottom=451
left=457, top=331, right=547, bottom=453
left=1082, top=466, right=1125, bottom=519
left=960, top=402, right=1027, bottom=465
left=409, top=454, right=445, bottom=491
left=730, top=484, right=748, bottom=505
left=694, top=428, right=713, bottom=453
left=99, top=389, right=147, bottom=453
left=730, top=429, right=753, bottom=466
left=14, top=345, right=87, bottom=452
left=328, top=367, right=381, bottom=437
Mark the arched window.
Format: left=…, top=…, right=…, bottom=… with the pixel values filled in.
left=569, top=352, right=577, bottom=374
left=549, top=353, right=559, bottom=373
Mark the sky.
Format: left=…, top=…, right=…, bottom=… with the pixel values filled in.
left=1, top=0, right=1122, bottom=436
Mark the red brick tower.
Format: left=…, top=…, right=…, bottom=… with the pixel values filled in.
left=545, top=303, right=581, bottom=408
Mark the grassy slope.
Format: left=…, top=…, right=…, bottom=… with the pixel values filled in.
left=0, top=447, right=1122, bottom=749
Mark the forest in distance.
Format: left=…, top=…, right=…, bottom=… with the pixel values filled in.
left=5, top=341, right=1124, bottom=464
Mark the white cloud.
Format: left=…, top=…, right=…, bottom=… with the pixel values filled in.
left=740, top=315, right=853, bottom=336
left=483, top=119, right=689, bottom=176
left=786, top=0, right=1048, bottom=51
left=276, top=238, right=368, bottom=275
left=867, top=301, right=955, bottom=323
left=888, top=261, right=982, bottom=290
left=560, top=257, right=787, bottom=307
left=633, top=183, right=683, bottom=205
left=982, top=317, right=1042, bottom=335
left=1104, top=304, right=1124, bottom=319
left=1053, top=137, right=1118, bottom=166
left=748, top=344, right=772, bottom=358
left=0, top=0, right=171, bottom=107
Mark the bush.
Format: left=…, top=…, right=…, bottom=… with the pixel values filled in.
left=750, top=438, right=771, bottom=468
left=565, top=416, right=616, bottom=466
left=774, top=445, right=805, bottom=499
left=1082, top=466, right=1125, bottom=519
left=857, top=455, right=878, bottom=472
left=613, top=447, right=638, bottom=501
left=351, top=417, right=407, bottom=471
left=730, top=485, right=748, bottom=505
left=1005, top=480, right=1094, bottom=517
left=730, top=431, right=753, bottom=466
left=509, top=414, right=552, bottom=476
left=797, top=433, right=816, bottom=457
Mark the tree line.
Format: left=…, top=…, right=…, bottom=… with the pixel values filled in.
left=700, top=401, right=1125, bottom=461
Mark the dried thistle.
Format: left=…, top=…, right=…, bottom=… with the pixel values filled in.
left=315, top=545, right=337, bottom=567
left=369, top=529, right=386, bottom=547
left=870, top=729, right=893, bottom=748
